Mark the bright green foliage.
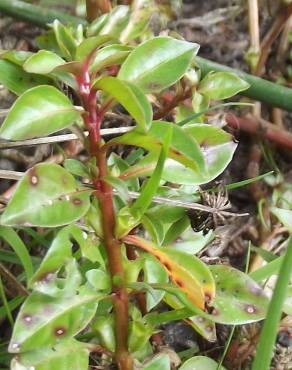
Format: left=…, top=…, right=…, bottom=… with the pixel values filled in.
left=94, top=76, right=152, bottom=132
left=90, top=44, right=132, bottom=72
left=179, top=356, right=226, bottom=370
left=198, top=71, right=250, bottom=100
left=0, top=163, right=91, bottom=227
left=0, top=85, right=81, bottom=140
left=11, top=340, right=90, bottom=370
left=208, top=265, right=269, bottom=324
left=118, top=37, right=199, bottom=93
left=142, top=355, right=170, bottom=370
left=23, top=50, right=65, bottom=74
left=0, top=59, right=51, bottom=95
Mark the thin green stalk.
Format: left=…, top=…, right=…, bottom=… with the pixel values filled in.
left=0, top=0, right=86, bottom=28
left=252, top=237, right=292, bottom=370
left=249, top=255, right=284, bottom=282
left=0, top=275, right=14, bottom=326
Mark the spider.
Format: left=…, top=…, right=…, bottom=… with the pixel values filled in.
left=188, top=186, right=232, bottom=235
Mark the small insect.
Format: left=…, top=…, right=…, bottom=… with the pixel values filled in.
left=188, top=186, right=231, bottom=235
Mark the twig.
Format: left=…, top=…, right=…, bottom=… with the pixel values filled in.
left=0, top=169, right=248, bottom=218
left=172, top=6, right=241, bottom=28
left=0, top=127, right=134, bottom=149
left=225, top=113, right=292, bottom=150
left=255, top=3, right=292, bottom=76
left=0, top=262, right=29, bottom=297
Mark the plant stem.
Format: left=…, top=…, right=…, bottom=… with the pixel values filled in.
left=252, top=237, right=292, bottom=370
left=77, top=66, right=132, bottom=370
left=0, top=0, right=86, bottom=28
left=86, top=0, right=111, bottom=21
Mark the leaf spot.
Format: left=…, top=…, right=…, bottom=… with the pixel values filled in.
left=175, top=279, right=184, bottom=288
left=55, top=327, right=66, bottom=336
left=163, top=262, right=172, bottom=272
left=22, top=314, right=32, bottom=324
left=82, top=231, right=88, bottom=240
left=245, top=305, right=257, bottom=314
left=72, top=198, right=82, bottom=205
left=211, top=308, right=220, bottom=316
left=30, top=175, right=38, bottom=186
left=11, top=343, right=20, bottom=352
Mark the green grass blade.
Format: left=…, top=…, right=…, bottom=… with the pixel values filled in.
left=0, top=226, right=33, bottom=285
left=177, top=102, right=253, bottom=126
left=130, top=126, right=172, bottom=218
left=249, top=256, right=283, bottom=282
left=252, top=237, right=292, bottom=370
left=0, top=275, right=14, bottom=326
left=0, top=296, right=24, bottom=321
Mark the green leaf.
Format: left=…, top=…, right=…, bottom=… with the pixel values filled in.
left=92, top=314, right=115, bottom=352
left=29, top=225, right=102, bottom=287
left=108, top=121, right=205, bottom=174
left=9, top=288, right=101, bottom=353
left=120, top=0, right=153, bottom=42
left=52, top=20, right=77, bottom=60
left=64, top=159, right=90, bottom=178
left=86, top=269, right=111, bottom=291
left=161, top=124, right=237, bottom=185
left=170, top=225, right=213, bottom=254
left=0, top=85, right=81, bottom=140
left=87, top=13, right=109, bottom=36
left=90, top=44, right=132, bottom=73
left=0, top=163, right=91, bottom=227
left=128, top=318, right=154, bottom=353
left=11, top=340, right=89, bottom=370
left=23, top=50, right=65, bottom=74
left=94, top=76, right=152, bottom=132
left=179, top=356, right=226, bottom=370
left=270, top=207, right=292, bottom=232
left=123, top=235, right=215, bottom=310
left=118, top=122, right=235, bottom=185
left=198, top=71, right=249, bottom=100
left=0, top=60, right=51, bottom=96
left=130, top=125, right=172, bottom=217
left=142, top=214, right=166, bottom=245
left=0, top=50, right=33, bottom=66
left=0, top=226, right=33, bottom=285
left=142, top=354, right=170, bottom=370
left=118, top=36, right=199, bottom=93
left=143, top=254, right=168, bottom=310
left=209, top=265, right=269, bottom=324
left=75, top=34, right=113, bottom=60
left=99, top=5, right=130, bottom=38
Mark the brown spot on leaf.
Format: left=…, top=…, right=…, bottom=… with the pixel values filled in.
left=245, top=304, right=257, bottom=314
left=72, top=198, right=82, bottom=205
left=211, top=308, right=220, bottom=316
left=28, top=168, right=39, bottom=186
left=54, top=326, right=66, bottom=336
left=22, top=314, right=32, bottom=324
left=163, top=262, right=172, bottom=272
left=175, top=279, right=184, bottom=288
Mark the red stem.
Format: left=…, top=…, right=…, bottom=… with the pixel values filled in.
left=77, top=66, right=132, bottom=370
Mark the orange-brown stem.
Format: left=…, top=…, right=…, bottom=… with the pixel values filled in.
left=86, top=0, right=111, bottom=21
left=77, top=67, right=132, bottom=370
